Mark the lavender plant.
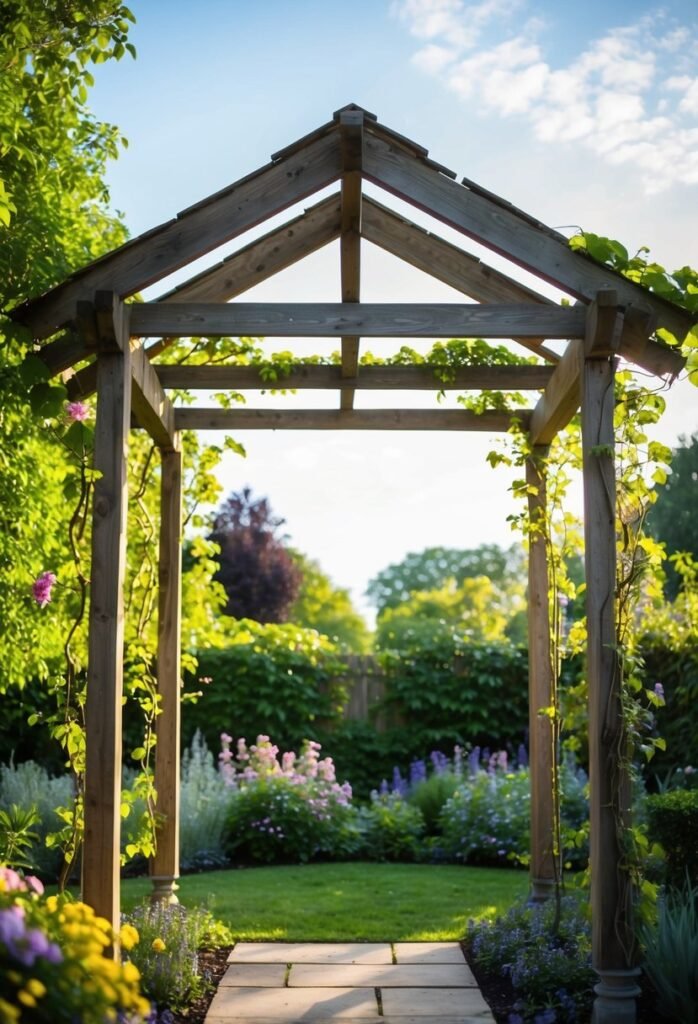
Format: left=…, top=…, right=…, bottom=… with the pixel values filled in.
left=179, top=731, right=234, bottom=871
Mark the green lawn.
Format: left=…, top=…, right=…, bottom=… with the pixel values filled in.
left=122, top=863, right=527, bottom=941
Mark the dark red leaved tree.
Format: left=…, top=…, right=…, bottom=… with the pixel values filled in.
left=209, top=487, right=302, bottom=623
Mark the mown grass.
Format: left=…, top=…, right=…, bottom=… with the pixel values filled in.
left=122, top=862, right=527, bottom=941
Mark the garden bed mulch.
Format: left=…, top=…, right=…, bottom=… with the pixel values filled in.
left=173, top=944, right=660, bottom=1024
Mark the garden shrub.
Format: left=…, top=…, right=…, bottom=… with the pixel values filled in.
left=377, top=635, right=530, bottom=752
left=467, top=893, right=594, bottom=1023
left=222, top=735, right=360, bottom=864
left=0, top=761, right=74, bottom=879
left=358, top=793, right=426, bottom=862
left=124, top=901, right=214, bottom=1013
left=641, top=878, right=698, bottom=1024
left=0, top=867, right=151, bottom=1022
left=179, top=731, right=234, bottom=872
left=440, top=764, right=532, bottom=866
left=182, top=620, right=348, bottom=754
left=646, top=789, right=698, bottom=886
left=408, top=771, right=460, bottom=835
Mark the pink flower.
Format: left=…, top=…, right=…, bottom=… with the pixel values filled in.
left=65, top=401, right=89, bottom=422
left=32, top=571, right=56, bottom=608
left=25, top=875, right=44, bottom=896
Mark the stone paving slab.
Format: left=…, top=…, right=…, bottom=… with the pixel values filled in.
left=393, top=942, right=466, bottom=965
left=219, top=963, right=288, bottom=987
left=207, top=986, right=380, bottom=1019
left=288, top=963, right=476, bottom=988
left=227, top=942, right=392, bottom=964
left=206, top=1019, right=487, bottom=1024
left=381, top=987, right=494, bottom=1018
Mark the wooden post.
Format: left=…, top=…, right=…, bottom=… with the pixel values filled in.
left=150, top=440, right=183, bottom=903
left=83, top=295, right=131, bottom=936
left=526, top=451, right=557, bottom=900
left=581, top=293, right=639, bottom=1024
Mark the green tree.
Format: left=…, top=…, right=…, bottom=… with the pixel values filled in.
left=366, top=543, right=523, bottom=613
left=288, top=550, right=371, bottom=652
left=646, top=433, right=698, bottom=597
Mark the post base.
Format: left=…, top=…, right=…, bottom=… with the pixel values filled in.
left=150, top=875, right=180, bottom=905
left=529, top=876, right=557, bottom=903
left=591, top=968, right=641, bottom=1024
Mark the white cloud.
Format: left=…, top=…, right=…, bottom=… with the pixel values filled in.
left=391, top=0, right=698, bottom=193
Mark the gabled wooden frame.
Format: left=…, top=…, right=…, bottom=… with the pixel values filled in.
left=11, top=105, right=695, bottom=1024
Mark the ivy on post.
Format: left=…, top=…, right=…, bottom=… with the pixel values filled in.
left=581, top=291, right=640, bottom=1024
left=150, top=436, right=184, bottom=905
left=83, top=292, right=131, bottom=946
left=525, top=447, right=558, bottom=902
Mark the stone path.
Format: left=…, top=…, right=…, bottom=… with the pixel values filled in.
left=204, top=942, right=495, bottom=1023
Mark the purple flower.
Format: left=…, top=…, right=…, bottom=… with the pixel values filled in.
left=65, top=400, right=90, bottom=422
left=32, top=570, right=56, bottom=607
left=654, top=682, right=665, bottom=702
left=517, top=743, right=529, bottom=769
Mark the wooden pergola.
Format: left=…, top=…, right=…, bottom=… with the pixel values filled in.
left=12, top=105, right=694, bottom=1024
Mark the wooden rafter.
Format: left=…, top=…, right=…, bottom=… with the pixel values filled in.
left=66, top=195, right=343, bottom=397
left=339, top=108, right=364, bottom=411
left=362, top=197, right=561, bottom=363
left=174, top=408, right=531, bottom=431
left=361, top=130, right=691, bottom=371
left=129, top=302, right=586, bottom=339
left=130, top=346, right=176, bottom=449
left=154, top=363, right=554, bottom=391
left=11, top=132, right=342, bottom=339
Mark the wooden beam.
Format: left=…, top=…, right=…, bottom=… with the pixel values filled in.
left=529, top=339, right=584, bottom=445
left=339, top=108, right=364, bottom=410
left=362, top=196, right=561, bottom=363
left=155, top=363, right=554, bottom=390
left=173, top=408, right=531, bottom=431
left=130, top=302, right=587, bottom=339
left=150, top=442, right=183, bottom=905
left=83, top=299, right=131, bottom=935
left=156, top=193, right=342, bottom=304
left=12, top=130, right=342, bottom=339
left=581, top=300, right=639, bottom=1019
left=362, top=132, right=694, bottom=365
left=526, top=452, right=557, bottom=901
left=130, top=346, right=177, bottom=449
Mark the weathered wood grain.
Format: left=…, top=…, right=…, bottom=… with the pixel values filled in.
left=83, top=302, right=131, bottom=936
left=13, top=132, right=342, bottom=339
left=150, top=442, right=183, bottom=903
left=362, top=132, right=694, bottom=351
left=130, top=346, right=176, bottom=449
left=526, top=453, right=557, bottom=900
left=173, top=408, right=531, bottom=431
left=581, top=352, right=635, bottom=976
left=130, top=302, right=587, bottom=339
left=529, top=339, right=584, bottom=445
left=362, top=196, right=561, bottom=363
left=339, top=109, right=364, bottom=409
left=155, top=363, right=553, bottom=390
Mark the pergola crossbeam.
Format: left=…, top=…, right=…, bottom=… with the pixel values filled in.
left=154, top=363, right=553, bottom=390
left=130, top=302, right=586, bottom=339
left=130, top=346, right=177, bottom=449
left=173, top=407, right=531, bottom=431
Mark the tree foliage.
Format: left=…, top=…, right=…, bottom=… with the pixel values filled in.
left=288, top=550, right=371, bottom=652
left=366, top=543, right=523, bottom=613
left=646, top=433, right=698, bottom=597
left=210, top=488, right=302, bottom=623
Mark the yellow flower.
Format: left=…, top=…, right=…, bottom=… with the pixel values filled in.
left=25, top=979, right=46, bottom=999
left=17, top=991, right=36, bottom=1009
left=0, top=999, right=20, bottom=1023
left=118, top=923, right=140, bottom=950
left=121, top=961, right=141, bottom=984
left=151, top=937, right=166, bottom=953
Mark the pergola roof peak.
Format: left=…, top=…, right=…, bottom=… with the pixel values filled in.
left=10, top=104, right=693, bottom=386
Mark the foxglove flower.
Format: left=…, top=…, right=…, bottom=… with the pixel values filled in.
left=32, top=571, right=56, bottom=607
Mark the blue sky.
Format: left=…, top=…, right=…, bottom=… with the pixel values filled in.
left=88, top=0, right=698, bottom=618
